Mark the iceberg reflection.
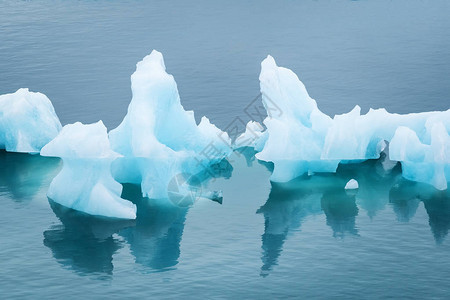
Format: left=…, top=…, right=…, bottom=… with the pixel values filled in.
left=43, top=160, right=229, bottom=276
left=257, top=155, right=428, bottom=276
left=389, top=181, right=422, bottom=222
left=390, top=180, right=450, bottom=243
left=0, top=150, right=60, bottom=201
left=338, top=154, right=402, bottom=219
left=43, top=200, right=134, bottom=278
left=119, top=184, right=188, bottom=272
left=257, top=181, right=322, bottom=276
left=321, top=189, right=358, bottom=238
left=424, top=194, right=450, bottom=244
left=115, top=161, right=230, bottom=272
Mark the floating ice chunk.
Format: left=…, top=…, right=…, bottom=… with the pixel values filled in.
left=0, top=88, right=61, bottom=153
left=234, top=121, right=264, bottom=149
left=345, top=179, right=359, bottom=190
left=255, top=55, right=449, bottom=188
left=390, top=123, right=450, bottom=190
left=41, top=121, right=118, bottom=159
left=109, top=50, right=232, bottom=199
left=255, top=55, right=339, bottom=181
left=41, top=121, right=136, bottom=219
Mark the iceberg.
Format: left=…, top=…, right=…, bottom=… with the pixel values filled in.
left=390, top=123, right=450, bottom=190
left=255, top=56, right=339, bottom=182
left=41, top=121, right=137, bottom=219
left=0, top=88, right=61, bottom=153
left=109, top=50, right=232, bottom=199
left=322, top=106, right=450, bottom=161
left=256, top=55, right=450, bottom=190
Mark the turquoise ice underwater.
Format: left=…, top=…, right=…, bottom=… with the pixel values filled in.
left=1, top=0, right=450, bottom=299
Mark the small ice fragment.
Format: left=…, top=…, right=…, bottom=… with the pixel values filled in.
left=345, top=179, right=359, bottom=190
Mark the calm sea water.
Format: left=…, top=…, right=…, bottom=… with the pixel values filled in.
left=1, top=0, right=450, bottom=299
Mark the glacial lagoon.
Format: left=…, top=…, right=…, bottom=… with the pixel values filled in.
left=1, top=0, right=450, bottom=298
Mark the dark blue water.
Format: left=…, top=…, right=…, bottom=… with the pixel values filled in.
left=1, top=0, right=450, bottom=298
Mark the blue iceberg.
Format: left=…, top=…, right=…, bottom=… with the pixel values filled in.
left=255, top=55, right=450, bottom=190
left=390, top=123, right=450, bottom=190
left=0, top=88, right=61, bottom=153
left=1, top=50, right=448, bottom=221
left=109, top=50, right=232, bottom=199
left=41, top=121, right=137, bottom=219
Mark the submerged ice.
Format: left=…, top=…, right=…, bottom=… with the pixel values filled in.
left=0, top=88, right=61, bottom=153
left=256, top=56, right=450, bottom=190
